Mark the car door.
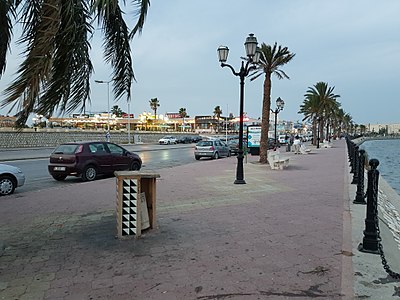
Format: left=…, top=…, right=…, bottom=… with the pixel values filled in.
left=105, top=143, right=131, bottom=171
left=89, top=142, right=113, bottom=173
left=216, top=140, right=228, bottom=157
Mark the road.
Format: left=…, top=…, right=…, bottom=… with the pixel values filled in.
left=1, top=144, right=199, bottom=194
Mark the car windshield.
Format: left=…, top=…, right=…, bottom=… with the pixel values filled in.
left=53, top=144, right=79, bottom=154
left=198, top=141, right=213, bottom=147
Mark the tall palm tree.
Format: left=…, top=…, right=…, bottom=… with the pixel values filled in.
left=0, top=0, right=150, bottom=127
left=179, top=107, right=187, bottom=131
left=299, top=82, right=340, bottom=144
left=213, top=105, right=222, bottom=133
left=149, top=98, right=160, bottom=120
left=249, top=42, right=295, bottom=164
left=178, top=107, right=187, bottom=119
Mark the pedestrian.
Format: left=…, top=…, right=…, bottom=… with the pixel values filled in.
left=293, top=135, right=301, bottom=154
left=105, top=131, right=111, bottom=142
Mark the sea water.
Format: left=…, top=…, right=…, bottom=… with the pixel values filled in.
left=360, top=139, right=400, bottom=195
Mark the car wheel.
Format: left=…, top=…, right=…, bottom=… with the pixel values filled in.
left=195, top=156, right=200, bottom=160
left=213, top=152, right=219, bottom=159
left=81, top=165, right=97, bottom=181
left=52, top=174, right=67, bottom=181
left=0, top=175, right=16, bottom=196
left=130, top=161, right=141, bottom=171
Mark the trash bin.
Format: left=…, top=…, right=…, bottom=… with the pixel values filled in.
left=114, top=171, right=160, bottom=239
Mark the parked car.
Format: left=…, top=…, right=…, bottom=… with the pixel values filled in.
left=191, top=135, right=203, bottom=143
left=48, top=141, right=142, bottom=182
left=0, top=164, right=26, bottom=196
left=158, top=136, right=177, bottom=145
left=278, top=135, right=288, bottom=145
left=176, top=136, right=192, bottom=144
left=194, top=139, right=231, bottom=160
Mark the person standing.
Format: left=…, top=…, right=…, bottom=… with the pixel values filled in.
left=293, top=135, right=301, bottom=154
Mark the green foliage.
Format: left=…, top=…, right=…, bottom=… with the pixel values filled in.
left=0, top=0, right=150, bottom=126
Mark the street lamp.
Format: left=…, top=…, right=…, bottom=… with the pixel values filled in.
left=270, top=97, right=285, bottom=148
left=127, top=99, right=131, bottom=144
left=218, top=33, right=260, bottom=184
left=94, top=79, right=112, bottom=141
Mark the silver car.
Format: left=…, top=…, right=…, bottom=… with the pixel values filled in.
left=0, top=164, right=26, bottom=196
left=194, top=139, right=231, bottom=160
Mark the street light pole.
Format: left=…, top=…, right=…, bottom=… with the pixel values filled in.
left=95, top=79, right=112, bottom=141
left=270, top=97, right=285, bottom=148
left=317, top=117, right=321, bottom=149
left=218, top=34, right=260, bottom=184
left=127, top=99, right=131, bottom=144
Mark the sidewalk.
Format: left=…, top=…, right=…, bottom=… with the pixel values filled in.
left=0, top=139, right=399, bottom=299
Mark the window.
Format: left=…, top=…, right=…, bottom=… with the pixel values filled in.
left=107, top=143, right=123, bottom=155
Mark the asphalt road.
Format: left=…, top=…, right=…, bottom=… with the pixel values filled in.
left=1, top=144, right=200, bottom=194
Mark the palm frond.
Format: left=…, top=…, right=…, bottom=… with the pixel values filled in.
left=35, top=0, right=93, bottom=117
left=129, top=0, right=150, bottom=38
left=0, top=0, right=15, bottom=77
left=103, top=5, right=134, bottom=101
left=1, top=0, right=60, bottom=125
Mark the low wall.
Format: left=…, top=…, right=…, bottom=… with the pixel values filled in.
left=0, top=129, right=189, bottom=148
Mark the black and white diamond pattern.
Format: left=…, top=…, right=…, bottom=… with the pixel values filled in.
left=121, top=179, right=138, bottom=236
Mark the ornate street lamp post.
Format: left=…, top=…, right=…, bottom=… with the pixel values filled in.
left=271, top=97, right=285, bottom=148
left=218, top=34, right=260, bottom=184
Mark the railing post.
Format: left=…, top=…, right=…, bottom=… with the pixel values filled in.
left=349, top=142, right=355, bottom=173
left=351, top=145, right=359, bottom=184
left=358, top=159, right=380, bottom=254
left=353, top=149, right=366, bottom=204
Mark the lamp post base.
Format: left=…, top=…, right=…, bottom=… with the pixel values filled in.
left=234, top=179, right=246, bottom=184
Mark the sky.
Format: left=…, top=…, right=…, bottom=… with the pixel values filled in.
left=1, top=0, right=400, bottom=125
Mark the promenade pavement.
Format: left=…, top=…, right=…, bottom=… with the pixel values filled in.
left=1, top=139, right=400, bottom=299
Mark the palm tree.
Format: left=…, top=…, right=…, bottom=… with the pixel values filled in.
left=299, top=82, right=340, bottom=144
left=149, top=98, right=160, bottom=120
left=249, top=42, right=295, bottom=163
left=179, top=107, right=188, bottom=131
left=213, top=105, right=222, bottom=133
left=0, top=0, right=150, bottom=127
left=178, top=107, right=187, bottom=119
left=111, top=105, right=124, bottom=117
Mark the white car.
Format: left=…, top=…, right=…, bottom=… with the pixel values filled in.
left=0, top=164, right=26, bottom=196
left=158, top=136, right=177, bottom=145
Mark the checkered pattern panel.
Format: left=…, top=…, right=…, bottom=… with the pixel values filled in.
left=121, top=179, right=138, bottom=236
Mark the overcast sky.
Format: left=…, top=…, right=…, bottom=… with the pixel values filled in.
left=1, top=0, right=399, bottom=125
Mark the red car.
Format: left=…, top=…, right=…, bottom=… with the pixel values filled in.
left=48, top=141, right=142, bottom=181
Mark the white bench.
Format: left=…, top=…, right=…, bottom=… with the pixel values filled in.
left=268, top=152, right=290, bottom=170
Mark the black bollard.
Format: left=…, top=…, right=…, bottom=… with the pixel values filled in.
left=349, top=142, right=355, bottom=173
left=358, top=159, right=380, bottom=254
left=351, top=146, right=359, bottom=184
left=353, top=149, right=366, bottom=204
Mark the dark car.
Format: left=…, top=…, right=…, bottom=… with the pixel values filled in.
left=191, top=135, right=203, bottom=143
left=48, top=141, right=142, bottom=181
left=176, top=136, right=193, bottom=144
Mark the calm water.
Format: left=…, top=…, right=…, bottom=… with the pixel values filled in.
left=360, top=139, right=400, bottom=195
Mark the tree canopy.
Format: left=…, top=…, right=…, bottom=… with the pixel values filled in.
left=0, top=0, right=150, bottom=127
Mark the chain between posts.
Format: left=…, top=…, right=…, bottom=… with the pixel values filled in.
left=369, top=159, right=400, bottom=279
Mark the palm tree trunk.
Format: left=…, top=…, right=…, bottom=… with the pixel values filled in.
left=259, top=73, right=272, bottom=164
left=312, top=118, right=317, bottom=145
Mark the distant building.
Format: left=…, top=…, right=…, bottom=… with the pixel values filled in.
left=0, top=116, right=16, bottom=127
